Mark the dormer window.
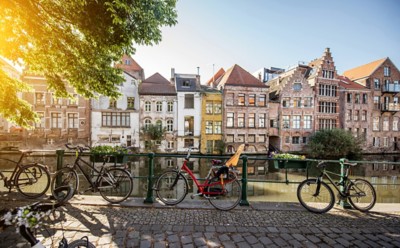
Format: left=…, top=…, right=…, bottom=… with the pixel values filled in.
left=125, top=59, right=131, bottom=65
left=182, top=80, right=191, bottom=87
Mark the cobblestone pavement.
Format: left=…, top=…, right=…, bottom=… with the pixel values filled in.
left=1, top=195, right=399, bottom=248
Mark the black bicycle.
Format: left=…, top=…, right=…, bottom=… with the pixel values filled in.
left=0, top=147, right=50, bottom=198
left=297, top=159, right=376, bottom=213
left=51, top=144, right=133, bottom=204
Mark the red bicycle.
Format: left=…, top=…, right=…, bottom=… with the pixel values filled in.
left=154, top=144, right=245, bottom=211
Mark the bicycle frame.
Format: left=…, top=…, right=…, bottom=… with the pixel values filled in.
left=316, top=166, right=351, bottom=198
left=0, top=152, right=28, bottom=187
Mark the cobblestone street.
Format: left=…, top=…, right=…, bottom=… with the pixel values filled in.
left=1, top=195, right=399, bottom=247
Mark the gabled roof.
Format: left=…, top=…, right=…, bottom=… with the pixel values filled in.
left=139, top=73, right=176, bottom=95
left=337, top=75, right=367, bottom=90
left=206, top=68, right=225, bottom=87
left=343, top=58, right=387, bottom=80
left=218, top=64, right=266, bottom=88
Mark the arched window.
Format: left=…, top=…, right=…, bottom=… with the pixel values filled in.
left=156, top=101, right=162, bottom=112
left=167, top=119, right=173, bottom=132
left=156, top=120, right=163, bottom=131
left=145, top=101, right=151, bottom=112
left=144, top=119, right=151, bottom=129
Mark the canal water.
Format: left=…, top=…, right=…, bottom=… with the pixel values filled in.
left=0, top=152, right=399, bottom=203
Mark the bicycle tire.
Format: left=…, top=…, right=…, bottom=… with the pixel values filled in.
left=67, top=239, right=96, bottom=248
left=155, top=170, right=188, bottom=205
left=98, top=168, right=133, bottom=203
left=297, top=178, right=335, bottom=214
left=15, top=163, right=50, bottom=198
left=206, top=172, right=241, bottom=211
left=347, top=178, right=376, bottom=212
left=51, top=167, right=79, bottom=202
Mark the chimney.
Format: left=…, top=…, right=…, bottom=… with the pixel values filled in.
left=170, top=68, right=175, bottom=82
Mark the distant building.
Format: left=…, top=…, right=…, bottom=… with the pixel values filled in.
left=217, top=64, right=269, bottom=153
left=116, top=54, right=145, bottom=81
left=253, top=67, right=285, bottom=83
left=343, top=57, right=400, bottom=153
left=139, top=73, right=177, bottom=152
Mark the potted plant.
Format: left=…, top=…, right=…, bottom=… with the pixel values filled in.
left=272, top=153, right=307, bottom=169
left=91, top=145, right=129, bottom=163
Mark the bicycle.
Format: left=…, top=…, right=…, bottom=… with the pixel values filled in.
left=154, top=144, right=245, bottom=211
left=51, top=144, right=133, bottom=204
left=0, top=146, right=50, bottom=198
left=1, top=185, right=96, bottom=247
left=297, top=158, right=377, bottom=214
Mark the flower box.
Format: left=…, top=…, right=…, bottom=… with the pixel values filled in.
left=273, top=160, right=308, bottom=169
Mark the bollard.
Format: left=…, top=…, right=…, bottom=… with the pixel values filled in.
left=239, top=155, right=250, bottom=206
left=55, top=149, right=65, bottom=187
left=144, top=152, right=155, bottom=204
left=339, top=158, right=352, bottom=209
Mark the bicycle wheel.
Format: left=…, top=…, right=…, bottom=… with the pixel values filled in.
left=67, top=238, right=96, bottom=248
left=15, top=164, right=50, bottom=198
left=347, top=179, right=376, bottom=212
left=98, top=168, right=133, bottom=203
left=206, top=174, right=241, bottom=211
left=155, top=170, right=188, bottom=205
left=297, top=179, right=335, bottom=213
left=51, top=167, right=79, bottom=202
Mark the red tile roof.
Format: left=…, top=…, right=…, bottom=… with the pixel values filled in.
left=116, top=54, right=143, bottom=73
left=206, top=68, right=225, bottom=87
left=139, top=73, right=176, bottom=95
left=219, top=64, right=266, bottom=88
left=337, top=75, right=367, bottom=90
left=343, top=58, right=387, bottom=80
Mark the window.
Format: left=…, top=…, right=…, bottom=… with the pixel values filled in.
left=292, top=136, right=300, bottom=144
left=226, top=93, right=234, bottom=105
left=51, top=112, right=62, bottom=128
left=304, top=116, right=312, bottom=129
left=373, top=137, right=380, bottom=147
left=127, top=97, right=135, bottom=109
left=354, top=110, right=359, bottom=121
left=182, top=80, right=191, bottom=87
left=248, top=113, right=255, bottom=128
left=145, top=101, right=151, bottom=111
left=184, top=139, right=194, bottom=147
left=167, top=120, right=173, bottom=132
left=282, top=115, right=290, bottom=129
left=167, top=101, right=174, bottom=112
left=292, top=116, right=300, bottom=129
left=227, top=113, right=234, bottom=127
left=205, top=121, right=213, bottom=134
left=384, top=66, right=391, bottom=77
left=238, top=94, right=245, bottom=106
left=322, top=70, right=334, bottom=79
left=184, top=94, right=194, bottom=108
left=362, top=93, right=368, bottom=104
left=319, top=101, right=337, bottom=113
left=270, top=119, right=278, bottom=128
left=383, top=137, right=389, bottom=147
left=156, top=120, right=162, bottom=131
left=259, top=134, right=266, bottom=143
left=226, top=135, right=234, bottom=142
left=373, top=117, right=380, bottom=131
left=293, top=83, right=302, bottom=91
left=258, top=95, right=266, bottom=106
left=206, top=140, right=214, bottom=154
left=354, top=93, right=360, bottom=104
left=214, top=102, right=222, bottom=114
left=68, top=94, right=78, bottom=105
left=373, top=96, right=380, bottom=110
left=319, top=119, right=336, bottom=130
left=35, top=92, right=45, bottom=105
left=35, top=112, right=45, bottom=128
left=156, top=101, right=162, bottom=112
left=303, top=97, right=312, bottom=107
left=51, top=94, right=62, bottom=105
left=167, top=141, right=174, bottom=150
left=206, top=101, right=213, bottom=114
left=346, top=110, right=352, bottom=121
left=362, top=110, right=367, bottom=121
left=144, top=119, right=151, bottom=129
left=285, top=136, right=290, bottom=143
left=184, top=116, right=194, bottom=135
left=237, top=134, right=245, bottom=142
left=238, top=113, right=245, bottom=127
left=302, top=137, right=307, bottom=144
left=282, top=97, right=290, bottom=107
left=347, top=93, right=352, bottom=103
left=293, top=98, right=301, bottom=107
left=248, top=134, right=256, bottom=143
left=214, top=121, right=222, bottom=134
left=393, top=117, right=398, bottom=131
left=102, top=112, right=130, bottom=127
left=319, top=84, right=337, bottom=97
left=374, top=79, right=380, bottom=89
left=125, top=59, right=131, bottom=65
left=383, top=117, right=389, bottom=131
left=109, top=99, right=117, bottom=109
left=67, top=113, right=78, bottom=128
left=248, top=94, right=255, bottom=106
left=259, top=114, right=265, bottom=128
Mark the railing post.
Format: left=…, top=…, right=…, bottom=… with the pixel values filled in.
left=55, top=149, right=64, bottom=187
left=240, top=155, right=250, bottom=206
left=144, top=152, right=155, bottom=204
left=339, top=158, right=352, bottom=209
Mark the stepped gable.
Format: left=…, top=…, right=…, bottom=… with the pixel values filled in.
left=337, top=75, right=367, bottom=90
left=206, top=68, right=225, bottom=88
left=139, top=73, right=176, bottom=95
left=218, top=64, right=266, bottom=88
left=343, top=58, right=387, bottom=80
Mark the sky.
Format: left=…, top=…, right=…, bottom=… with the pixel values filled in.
left=133, top=0, right=400, bottom=84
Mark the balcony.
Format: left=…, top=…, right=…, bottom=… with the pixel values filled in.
left=382, top=103, right=400, bottom=112
left=382, top=84, right=400, bottom=93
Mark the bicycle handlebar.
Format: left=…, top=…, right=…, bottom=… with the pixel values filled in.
left=316, top=160, right=357, bottom=169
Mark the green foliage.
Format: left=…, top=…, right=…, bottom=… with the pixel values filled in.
left=141, top=124, right=166, bottom=141
left=214, top=140, right=226, bottom=155
left=305, top=129, right=363, bottom=159
left=91, top=145, right=129, bottom=154
left=273, top=153, right=306, bottom=160
left=0, top=0, right=177, bottom=127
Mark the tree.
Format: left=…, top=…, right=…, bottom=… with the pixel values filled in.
left=0, top=0, right=177, bottom=127
left=141, top=124, right=166, bottom=152
left=305, top=129, right=363, bottom=159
